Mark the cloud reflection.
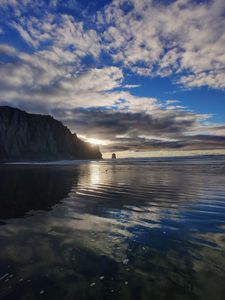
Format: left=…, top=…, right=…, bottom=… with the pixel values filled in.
left=0, top=160, right=225, bottom=299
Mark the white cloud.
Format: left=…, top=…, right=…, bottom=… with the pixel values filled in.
left=98, top=0, right=225, bottom=89
left=165, top=100, right=180, bottom=105
left=2, top=0, right=225, bottom=89
left=0, top=44, right=18, bottom=55
left=123, top=84, right=140, bottom=88
left=0, top=47, right=125, bottom=108
left=10, top=13, right=101, bottom=60
left=0, top=0, right=20, bottom=6
left=11, top=21, right=39, bottom=48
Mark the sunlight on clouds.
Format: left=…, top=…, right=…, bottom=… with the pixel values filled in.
left=86, top=138, right=108, bottom=146
left=78, top=135, right=109, bottom=146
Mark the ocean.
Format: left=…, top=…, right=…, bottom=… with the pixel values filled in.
left=0, top=156, right=225, bottom=300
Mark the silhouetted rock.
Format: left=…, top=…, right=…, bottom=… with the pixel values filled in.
left=112, top=153, right=116, bottom=159
left=0, top=106, right=102, bottom=161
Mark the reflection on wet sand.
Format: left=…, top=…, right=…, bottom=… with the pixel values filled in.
left=0, top=159, right=225, bottom=300
left=0, top=165, right=79, bottom=220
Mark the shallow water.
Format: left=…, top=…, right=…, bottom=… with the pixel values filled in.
left=0, top=157, right=225, bottom=300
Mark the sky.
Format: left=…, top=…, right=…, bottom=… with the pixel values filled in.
left=0, top=0, right=225, bottom=158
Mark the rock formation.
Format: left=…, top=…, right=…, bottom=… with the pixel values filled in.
left=112, top=153, right=116, bottom=159
left=0, top=106, right=102, bottom=161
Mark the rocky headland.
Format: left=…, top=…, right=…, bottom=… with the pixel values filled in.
left=0, top=106, right=102, bottom=161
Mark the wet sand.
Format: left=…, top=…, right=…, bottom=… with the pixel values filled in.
left=0, top=156, right=225, bottom=300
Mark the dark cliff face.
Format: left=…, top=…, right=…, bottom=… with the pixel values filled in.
left=0, top=106, right=102, bottom=161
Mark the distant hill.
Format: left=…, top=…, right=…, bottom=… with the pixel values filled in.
left=0, top=106, right=102, bottom=161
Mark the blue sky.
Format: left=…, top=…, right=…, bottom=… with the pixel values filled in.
left=0, top=0, right=225, bottom=156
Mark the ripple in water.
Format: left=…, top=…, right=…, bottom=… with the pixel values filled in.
left=0, top=157, right=225, bottom=300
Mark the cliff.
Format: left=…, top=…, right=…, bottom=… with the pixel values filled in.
left=0, top=106, right=102, bottom=161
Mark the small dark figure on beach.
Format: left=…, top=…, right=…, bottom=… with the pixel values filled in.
left=112, top=153, right=116, bottom=159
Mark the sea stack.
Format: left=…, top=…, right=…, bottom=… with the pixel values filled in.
left=112, top=153, right=116, bottom=159
left=0, top=106, right=102, bottom=161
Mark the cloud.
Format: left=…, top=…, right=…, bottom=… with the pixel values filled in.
left=98, top=0, right=225, bottom=89
left=0, top=51, right=123, bottom=108
left=71, top=109, right=202, bottom=138
left=123, top=84, right=141, bottom=89
left=165, top=100, right=180, bottom=105
left=8, top=13, right=101, bottom=62
left=49, top=106, right=221, bottom=152
left=1, top=0, right=225, bottom=89
left=0, top=44, right=159, bottom=111
left=11, top=21, right=39, bottom=48
left=43, top=102, right=225, bottom=153
left=0, top=0, right=45, bottom=19
left=0, top=0, right=224, bottom=153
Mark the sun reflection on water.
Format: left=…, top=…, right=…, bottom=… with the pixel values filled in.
left=0, top=159, right=225, bottom=300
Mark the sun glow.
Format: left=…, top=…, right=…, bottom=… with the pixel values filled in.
left=87, top=138, right=107, bottom=145
left=78, top=134, right=109, bottom=146
left=78, top=135, right=108, bottom=146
